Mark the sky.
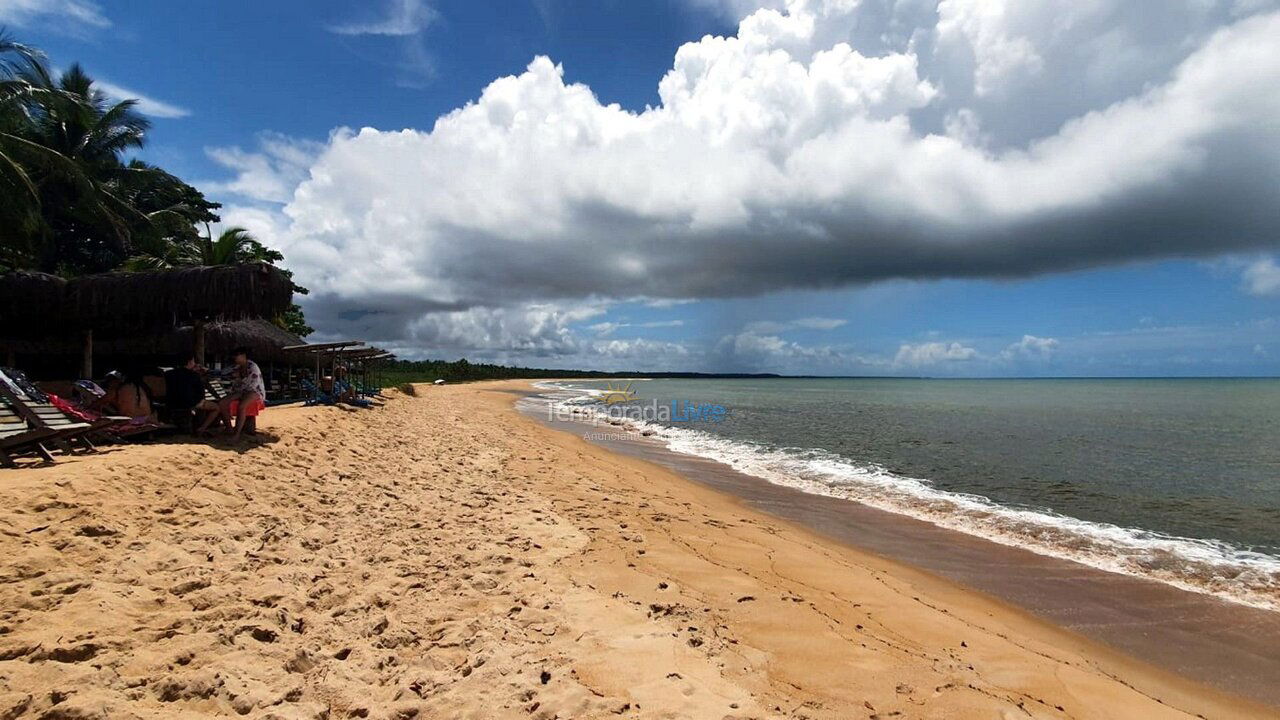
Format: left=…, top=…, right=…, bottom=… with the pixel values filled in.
left=5, top=0, right=1280, bottom=376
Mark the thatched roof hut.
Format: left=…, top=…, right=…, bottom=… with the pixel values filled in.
left=0, top=263, right=297, bottom=377
left=0, top=262, right=294, bottom=338
left=63, top=262, right=294, bottom=336
left=183, top=319, right=306, bottom=362
left=0, top=271, right=68, bottom=337
left=0, top=319, right=305, bottom=363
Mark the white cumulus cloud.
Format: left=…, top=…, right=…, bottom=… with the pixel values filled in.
left=684, top=0, right=786, bottom=20
left=204, top=133, right=325, bottom=204
left=1002, top=334, right=1059, bottom=359
left=1242, top=257, right=1280, bottom=296
left=216, top=0, right=1280, bottom=358
left=894, top=341, right=980, bottom=368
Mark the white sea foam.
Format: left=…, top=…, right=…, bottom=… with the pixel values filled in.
left=526, top=381, right=1280, bottom=611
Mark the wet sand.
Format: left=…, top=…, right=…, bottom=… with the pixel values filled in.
left=519, top=383, right=1280, bottom=709
left=0, top=380, right=1273, bottom=719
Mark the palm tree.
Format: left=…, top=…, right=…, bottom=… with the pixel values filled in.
left=124, top=226, right=269, bottom=270
left=197, top=227, right=270, bottom=266
left=0, top=31, right=314, bottom=334
left=116, top=158, right=220, bottom=260
left=124, top=225, right=314, bottom=336
left=20, top=63, right=153, bottom=273
left=30, top=64, right=148, bottom=171
left=0, top=31, right=56, bottom=269
left=0, top=33, right=39, bottom=196
left=0, top=33, right=224, bottom=276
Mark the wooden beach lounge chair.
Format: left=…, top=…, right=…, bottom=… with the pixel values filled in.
left=0, top=396, right=59, bottom=467
left=0, top=368, right=134, bottom=443
left=0, top=377, right=96, bottom=456
left=50, top=394, right=162, bottom=442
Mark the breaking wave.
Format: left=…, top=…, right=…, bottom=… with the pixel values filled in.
left=522, top=381, right=1280, bottom=611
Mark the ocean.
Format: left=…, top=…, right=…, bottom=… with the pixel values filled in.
left=522, top=377, right=1280, bottom=610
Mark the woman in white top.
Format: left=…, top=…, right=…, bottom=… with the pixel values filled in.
left=198, top=346, right=265, bottom=440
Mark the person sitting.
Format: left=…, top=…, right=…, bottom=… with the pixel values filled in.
left=333, top=366, right=358, bottom=404
left=163, top=355, right=206, bottom=433
left=105, top=369, right=156, bottom=422
left=91, top=371, right=123, bottom=414
left=58, top=379, right=157, bottom=438
left=198, top=347, right=265, bottom=441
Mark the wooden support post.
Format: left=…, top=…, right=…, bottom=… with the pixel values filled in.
left=193, top=320, right=206, bottom=366
left=81, top=329, right=93, bottom=380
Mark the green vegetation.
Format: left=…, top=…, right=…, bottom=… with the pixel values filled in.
left=0, top=31, right=310, bottom=336
left=380, top=358, right=619, bottom=386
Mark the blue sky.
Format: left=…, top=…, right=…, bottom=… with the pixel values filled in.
left=6, top=0, right=1280, bottom=376
left=11, top=1, right=718, bottom=178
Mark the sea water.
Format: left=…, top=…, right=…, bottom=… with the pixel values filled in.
left=523, top=378, right=1280, bottom=610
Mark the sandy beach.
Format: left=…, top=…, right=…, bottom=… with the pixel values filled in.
left=0, top=381, right=1274, bottom=719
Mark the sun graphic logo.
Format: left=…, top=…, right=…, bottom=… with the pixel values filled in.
left=599, top=381, right=637, bottom=405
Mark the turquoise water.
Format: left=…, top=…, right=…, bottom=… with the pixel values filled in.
left=531, top=378, right=1280, bottom=609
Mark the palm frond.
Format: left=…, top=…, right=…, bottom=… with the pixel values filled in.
left=0, top=144, right=38, bottom=200
left=95, top=99, right=148, bottom=144
left=210, top=227, right=256, bottom=265
left=121, top=253, right=174, bottom=271
left=0, top=130, right=85, bottom=182
left=0, top=31, right=46, bottom=81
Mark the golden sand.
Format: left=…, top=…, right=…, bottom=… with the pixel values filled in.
left=0, top=381, right=1272, bottom=719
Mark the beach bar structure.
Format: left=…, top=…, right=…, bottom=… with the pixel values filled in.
left=282, top=341, right=396, bottom=397
left=283, top=340, right=365, bottom=381
left=336, top=347, right=395, bottom=393
left=0, top=262, right=295, bottom=379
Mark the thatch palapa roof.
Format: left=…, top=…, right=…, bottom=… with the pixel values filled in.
left=0, top=319, right=307, bottom=363
left=178, top=319, right=307, bottom=362
left=64, top=262, right=294, bottom=335
left=0, top=271, right=67, bottom=338
left=0, top=262, right=295, bottom=339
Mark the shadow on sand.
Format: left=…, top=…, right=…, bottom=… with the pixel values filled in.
left=5, top=429, right=284, bottom=468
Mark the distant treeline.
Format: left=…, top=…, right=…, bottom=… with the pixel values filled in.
left=379, top=358, right=780, bottom=385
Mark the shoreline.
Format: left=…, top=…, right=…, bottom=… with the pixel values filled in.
left=515, top=381, right=1280, bottom=706
left=496, top=379, right=1276, bottom=717
left=0, top=380, right=1273, bottom=718
left=526, top=379, right=1280, bottom=613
